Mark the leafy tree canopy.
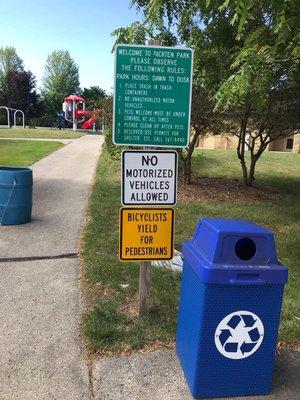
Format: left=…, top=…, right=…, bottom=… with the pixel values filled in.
left=0, top=46, right=24, bottom=77
left=130, top=0, right=299, bottom=96
left=0, top=46, right=24, bottom=97
left=112, top=21, right=178, bottom=49
left=2, top=70, right=43, bottom=117
left=81, top=86, right=107, bottom=110
left=114, top=0, right=300, bottom=186
left=41, top=50, right=80, bottom=115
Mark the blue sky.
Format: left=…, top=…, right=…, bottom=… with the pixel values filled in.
left=0, top=0, right=142, bottom=93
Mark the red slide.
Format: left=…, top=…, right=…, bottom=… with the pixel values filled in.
left=74, top=108, right=102, bottom=130
left=75, top=109, right=90, bottom=118
left=82, top=116, right=97, bottom=129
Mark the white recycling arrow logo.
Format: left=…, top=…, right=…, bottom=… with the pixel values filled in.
left=214, top=311, right=264, bottom=359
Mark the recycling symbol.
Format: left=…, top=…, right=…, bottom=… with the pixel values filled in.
left=214, top=311, right=264, bottom=359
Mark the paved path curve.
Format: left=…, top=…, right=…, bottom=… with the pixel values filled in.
left=0, top=134, right=103, bottom=399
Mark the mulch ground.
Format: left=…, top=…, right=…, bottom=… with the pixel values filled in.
left=178, top=176, right=281, bottom=203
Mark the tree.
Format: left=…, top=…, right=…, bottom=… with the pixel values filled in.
left=0, top=46, right=24, bottom=74
left=0, top=46, right=24, bottom=85
left=101, top=94, right=121, bottom=158
left=81, top=86, right=106, bottom=110
left=0, top=47, right=24, bottom=105
left=41, top=50, right=80, bottom=116
left=112, top=22, right=150, bottom=50
left=179, top=85, right=216, bottom=184
left=0, top=48, right=43, bottom=124
left=112, top=21, right=177, bottom=49
left=2, top=70, right=43, bottom=118
left=101, top=95, right=113, bottom=128
left=215, top=65, right=300, bottom=186
left=124, top=0, right=300, bottom=186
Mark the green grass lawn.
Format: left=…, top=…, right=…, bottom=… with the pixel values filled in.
left=0, top=127, right=83, bottom=139
left=81, top=148, right=300, bottom=354
left=0, top=139, right=64, bottom=166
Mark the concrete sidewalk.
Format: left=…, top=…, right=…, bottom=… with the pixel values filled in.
left=91, top=348, right=300, bottom=400
left=0, top=135, right=103, bottom=399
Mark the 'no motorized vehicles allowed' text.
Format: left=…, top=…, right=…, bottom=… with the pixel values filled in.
left=121, top=150, right=177, bottom=205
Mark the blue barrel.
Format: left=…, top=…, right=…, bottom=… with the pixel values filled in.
left=0, top=167, right=33, bottom=225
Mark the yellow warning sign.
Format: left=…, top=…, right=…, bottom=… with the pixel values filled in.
left=120, top=208, right=174, bottom=261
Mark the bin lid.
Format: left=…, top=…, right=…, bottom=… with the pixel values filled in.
left=0, top=167, right=33, bottom=185
left=182, top=218, right=288, bottom=285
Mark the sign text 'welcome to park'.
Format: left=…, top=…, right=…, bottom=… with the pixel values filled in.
left=114, top=44, right=193, bottom=147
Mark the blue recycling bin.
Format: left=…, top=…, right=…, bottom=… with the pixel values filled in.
left=176, top=218, right=288, bottom=399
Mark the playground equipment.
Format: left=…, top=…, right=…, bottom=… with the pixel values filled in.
left=76, top=108, right=102, bottom=130
left=0, top=106, right=25, bottom=128
left=61, top=95, right=102, bottom=132
left=62, top=95, right=85, bottom=131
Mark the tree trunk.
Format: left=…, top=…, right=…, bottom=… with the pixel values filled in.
left=179, top=129, right=201, bottom=185
left=186, top=157, right=192, bottom=184
left=239, top=149, right=258, bottom=187
left=239, top=156, right=249, bottom=186
left=182, top=157, right=192, bottom=184
left=237, top=108, right=251, bottom=186
left=246, top=156, right=257, bottom=187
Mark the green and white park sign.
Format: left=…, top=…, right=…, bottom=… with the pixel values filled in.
left=113, top=44, right=193, bottom=148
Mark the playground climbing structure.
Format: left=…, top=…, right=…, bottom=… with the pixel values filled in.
left=62, top=95, right=102, bottom=132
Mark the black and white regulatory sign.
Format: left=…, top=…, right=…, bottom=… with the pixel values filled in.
left=121, top=150, right=178, bottom=205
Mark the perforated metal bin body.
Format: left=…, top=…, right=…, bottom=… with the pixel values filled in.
left=176, top=218, right=288, bottom=399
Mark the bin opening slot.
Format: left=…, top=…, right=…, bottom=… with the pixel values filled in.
left=235, top=238, right=256, bottom=261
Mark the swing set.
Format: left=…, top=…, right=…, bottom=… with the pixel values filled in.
left=0, top=106, right=25, bottom=128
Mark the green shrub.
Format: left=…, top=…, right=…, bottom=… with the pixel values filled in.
left=104, top=127, right=125, bottom=159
